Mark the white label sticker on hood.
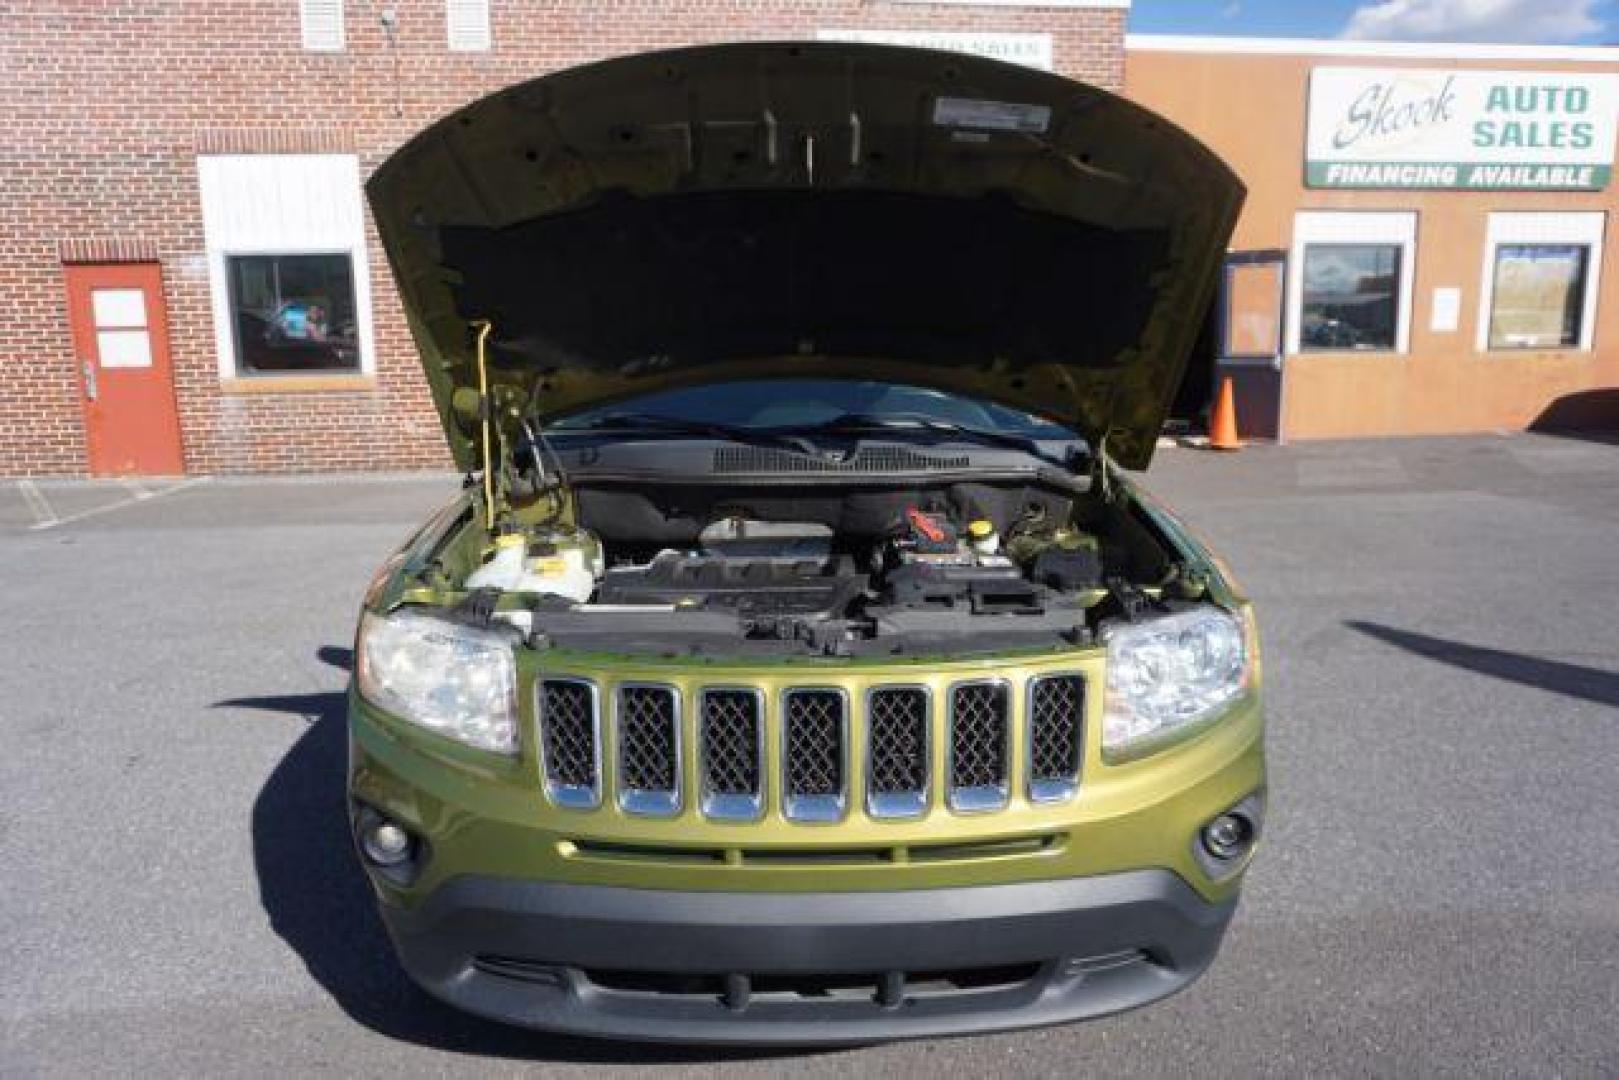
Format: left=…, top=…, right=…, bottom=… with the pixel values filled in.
left=933, top=96, right=1052, bottom=134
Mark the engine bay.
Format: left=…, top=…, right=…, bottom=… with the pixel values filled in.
left=427, top=475, right=1204, bottom=659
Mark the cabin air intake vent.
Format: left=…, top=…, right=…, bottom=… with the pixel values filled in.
left=712, top=446, right=971, bottom=474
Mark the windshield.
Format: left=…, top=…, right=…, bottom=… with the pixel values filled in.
left=549, top=380, right=1078, bottom=439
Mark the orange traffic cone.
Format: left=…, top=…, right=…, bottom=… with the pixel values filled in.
left=1209, top=376, right=1242, bottom=451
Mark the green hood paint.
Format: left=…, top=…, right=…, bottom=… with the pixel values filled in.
left=367, top=42, right=1244, bottom=473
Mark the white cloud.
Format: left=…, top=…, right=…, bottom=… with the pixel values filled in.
left=1341, top=0, right=1605, bottom=43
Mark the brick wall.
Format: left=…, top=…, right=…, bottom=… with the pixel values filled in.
left=0, top=2, right=1126, bottom=476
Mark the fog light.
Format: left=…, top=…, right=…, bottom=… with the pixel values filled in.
left=362, top=821, right=413, bottom=867
left=1201, top=813, right=1252, bottom=861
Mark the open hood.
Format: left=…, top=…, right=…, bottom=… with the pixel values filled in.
left=368, top=42, right=1243, bottom=472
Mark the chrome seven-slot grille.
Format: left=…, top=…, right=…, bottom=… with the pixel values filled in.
left=534, top=674, right=1086, bottom=820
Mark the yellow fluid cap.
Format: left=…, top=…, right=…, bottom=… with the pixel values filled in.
left=967, top=519, right=995, bottom=539
left=482, top=532, right=527, bottom=559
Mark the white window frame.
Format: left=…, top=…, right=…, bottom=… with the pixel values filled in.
left=196, top=154, right=376, bottom=381
left=1288, top=211, right=1417, bottom=356
left=446, top=0, right=491, bottom=51
left=1476, top=212, right=1605, bottom=353
left=299, top=0, right=345, bottom=52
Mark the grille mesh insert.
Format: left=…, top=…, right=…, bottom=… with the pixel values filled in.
left=701, top=690, right=761, bottom=797
left=784, top=691, right=844, bottom=797
left=950, top=683, right=1009, bottom=792
left=618, top=686, right=678, bottom=793
left=868, top=688, right=928, bottom=796
left=538, top=680, right=596, bottom=790
left=1029, top=676, right=1085, bottom=785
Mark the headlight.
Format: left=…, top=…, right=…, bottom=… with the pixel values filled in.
left=1103, top=606, right=1253, bottom=758
left=355, top=609, right=519, bottom=753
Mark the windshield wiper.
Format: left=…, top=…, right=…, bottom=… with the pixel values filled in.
left=554, top=412, right=817, bottom=455
left=784, top=412, right=1091, bottom=492
left=786, top=412, right=1071, bottom=465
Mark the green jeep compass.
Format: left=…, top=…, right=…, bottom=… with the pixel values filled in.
left=350, top=41, right=1263, bottom=1044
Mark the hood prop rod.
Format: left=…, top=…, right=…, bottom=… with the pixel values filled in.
left=1093, top=430, right=1117, bottom=502
left=472, top=319, right=499, bottom=528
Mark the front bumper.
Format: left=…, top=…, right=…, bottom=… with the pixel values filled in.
left=351, top=644, right=1265, bottom=1042
left=380, top=869, right=1236, bottom=1045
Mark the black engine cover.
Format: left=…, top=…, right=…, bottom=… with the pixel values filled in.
left=598, top=552, right=867, bottom=618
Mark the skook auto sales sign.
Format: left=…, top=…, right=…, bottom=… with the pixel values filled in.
left=1306, top=67, right=1619, bottom=190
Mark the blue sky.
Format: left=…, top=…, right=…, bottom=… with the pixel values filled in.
left=1128, top=0, right=1616, bottom=45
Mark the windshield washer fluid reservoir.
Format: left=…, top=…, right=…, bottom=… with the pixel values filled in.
left=466, top=528, right=602, bottom=603
left=517, top=529, right=601, bottom=603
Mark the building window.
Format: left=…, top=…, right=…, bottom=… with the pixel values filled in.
left=1300, top=244, right=1402, bottom=352
left=300, top=0, right=344, bottom=51
left=198, top=154, right=375, bottom=384
left=1478, top=213, right=1604, bottom=353
left=1287, top=211, right=1417, bottom=356
left=227, top=253, right=361, bottom=374
left=446, top=0, right=491, bottom=51
left=1487, top=246, right=1589, bottom=349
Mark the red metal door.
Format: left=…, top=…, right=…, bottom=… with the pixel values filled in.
left=1216, top=250, right=1289, bottom=442
left=65, top=262, right=185, bottom=475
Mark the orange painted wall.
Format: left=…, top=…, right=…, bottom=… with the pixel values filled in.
left=1126, top=45, right=1619, bottom=439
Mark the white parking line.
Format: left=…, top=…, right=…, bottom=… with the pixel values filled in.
left=28, top=476, right=211, bottom=531
left=16, top=480, right=59, bottom=527
left=119, top=477, right=154, bottom=500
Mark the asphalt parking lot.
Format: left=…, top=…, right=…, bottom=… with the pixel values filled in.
left=3, top=433, right=1617, bottom=1078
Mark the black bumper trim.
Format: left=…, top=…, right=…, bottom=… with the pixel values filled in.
left=380, top=870, right=1236, bottom=1045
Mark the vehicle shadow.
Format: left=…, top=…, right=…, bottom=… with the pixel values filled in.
left=1529, top=388, right=1619, bottom=440
left=1345, top=621, right=1619, bottom=708
left=223, top=647, right=817, bottom=1064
